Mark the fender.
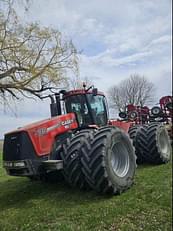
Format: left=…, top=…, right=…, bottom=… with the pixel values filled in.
left=108, top=120, right=133, bottom=133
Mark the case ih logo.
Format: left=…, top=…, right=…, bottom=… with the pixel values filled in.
left=36, top=118, right=76, bottom=135
left=47, top=119, right=75, bottom=131
left=61, top=119, right=74, bottom=126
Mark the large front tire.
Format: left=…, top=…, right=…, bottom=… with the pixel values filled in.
left=82, top=126, right=136, bottom=195
left=60, top=129, right=95, bottom=189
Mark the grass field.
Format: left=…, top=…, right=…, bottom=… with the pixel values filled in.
left=0, top=141, right=3, bottom=152
left=0, top=153, right=172, bottom=231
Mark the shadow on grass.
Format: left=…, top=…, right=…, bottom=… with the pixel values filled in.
left=1, top=163, right=171, bottom=214
left=0, top=176, right=113, bottom=212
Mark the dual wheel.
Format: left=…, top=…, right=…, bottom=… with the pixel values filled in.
left=58, top=126, right=136, bottom=195
left=128, top=122, right=171, bottom=164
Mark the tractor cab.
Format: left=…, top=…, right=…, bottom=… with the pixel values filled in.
left=63, top=88, right=108, bottom=127
left=49, top=86, right=108, bottom=128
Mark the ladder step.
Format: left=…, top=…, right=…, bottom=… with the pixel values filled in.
left=42, top=160, right=63, bottom=170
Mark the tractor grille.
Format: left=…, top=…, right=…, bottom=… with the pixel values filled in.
left=3, top=131, right=49, bottom=177
left=3, top=132, right=22, bottom=161
left=3, top=131, right=35, bottom=161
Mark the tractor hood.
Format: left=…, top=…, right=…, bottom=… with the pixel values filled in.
left=4, top=113, right=78, bottom=156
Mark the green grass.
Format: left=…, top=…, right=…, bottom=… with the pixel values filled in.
left=0, top=154, right=172, bottom=231
left=0, top=141, right=3, bottom=152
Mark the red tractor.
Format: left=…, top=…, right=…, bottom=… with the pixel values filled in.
left=2, top=87, right=171, bottom=194
left=3, top=86, right=136, bottom=195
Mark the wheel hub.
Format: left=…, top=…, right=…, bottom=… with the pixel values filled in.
left=111, top=142, right=130, bottom=177
left=159, top=130, right=169, bottom=155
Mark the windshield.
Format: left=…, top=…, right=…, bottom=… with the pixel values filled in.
left=65, top=94, right=108, bottom=127
left=87, top=94, right=108, bottom=125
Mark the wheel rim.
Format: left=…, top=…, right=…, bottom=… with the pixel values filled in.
left=151, top=106, right=161, bottom=116
left=159, top=129, right=169, bottom=154
left=111, top=142, right=130, bottom=177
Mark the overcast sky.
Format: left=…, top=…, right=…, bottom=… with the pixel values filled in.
left=0, top=0, right=172, bottom=138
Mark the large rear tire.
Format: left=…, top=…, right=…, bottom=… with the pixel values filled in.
left=128, top=125, right=143, bottom=164
left=135, top=125, right=151, bottom=164
left=81, top=126, right=136, bottom=195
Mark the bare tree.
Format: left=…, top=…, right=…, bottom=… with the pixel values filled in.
left=0, top=1, right=78, bottom=105
left=108, top=74, right=155, bottom=111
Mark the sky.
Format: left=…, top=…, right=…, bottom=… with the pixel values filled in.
left=0, top=0, right=172, bottom=138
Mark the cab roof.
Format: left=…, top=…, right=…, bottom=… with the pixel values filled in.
left=64, top=89, right=105, bottom=98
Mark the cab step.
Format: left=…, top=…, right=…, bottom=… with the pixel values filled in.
left=42, top=160, right=63, bottom=170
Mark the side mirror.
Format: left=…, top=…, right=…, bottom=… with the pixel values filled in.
left=92, top=88, right=98, bottom=96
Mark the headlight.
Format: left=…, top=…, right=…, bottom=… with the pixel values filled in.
left=13, top=162, right=25, bottom=167
left=3, top=161, right=25, bottom=168
left=3, top=162, right=13, bottom=167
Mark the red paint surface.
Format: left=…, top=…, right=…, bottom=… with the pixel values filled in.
left=64, top=89, right=104, bottom=98
left=109, top=120, right=132, bottom=133
left=6, top=113, right=78, bottom=157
